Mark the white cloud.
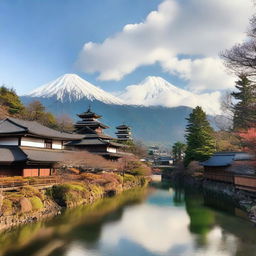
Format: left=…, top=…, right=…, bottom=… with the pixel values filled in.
left=76, top=0, right=253, bottom=92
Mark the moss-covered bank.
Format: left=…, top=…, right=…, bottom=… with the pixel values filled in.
left=0, top=173, right=149, bottom=231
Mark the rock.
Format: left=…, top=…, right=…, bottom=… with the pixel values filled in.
left=19, top=197, right=32, bottom=213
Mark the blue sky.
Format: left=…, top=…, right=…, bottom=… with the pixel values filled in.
left=0, top=0, right=171, bottom=94
left=0, top=0, right=253, bottom=98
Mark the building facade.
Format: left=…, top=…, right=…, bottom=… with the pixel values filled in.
left=0, top=117, right=82, bottom=177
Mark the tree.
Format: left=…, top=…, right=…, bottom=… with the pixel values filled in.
left=56, top=114, right=74, bottom=133
left=0, top=86, right=24, bottom=115
left=238, top=128, right=256, bottom=154
left=222, top=15, right=256, bottom=77
left=21, top=101, right=59, bottom=129
left=232, top=75, right=256, bottom=130
left=172, top=142, right=186, bottom=163
left=184, top=106, right=215, bottom=166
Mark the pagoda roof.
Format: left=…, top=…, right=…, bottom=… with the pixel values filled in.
left=0, top=118, right=83, bottom=140
left=77, top=107, right=102, bottom=119
left=116, top=124, right=131, bottom=129
left=75, top=121, right=109, bottom=129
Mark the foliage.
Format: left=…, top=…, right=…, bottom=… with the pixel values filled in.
left=123, top=160, right=151, bottom=176
left=172, top=142, right=186, bottom=162
left=238, top=128, right=256, bottom=154
left=56, top=114, right=74, bottom=132
left=21, top=100, right=59, bottom=129
left=0, top=86, right=24, bottom=115
left=184, top=106, right=215, bottom=166
left=19, top=186, right=44, bottom=200
left=1, top=199, right=13, bottom=216
left=30, top=196, right=44, bottom=211
left=231, top=75, right=256, bottom=130
left=48, top=183, right=90, bottom=207
left=213, top=131, right=241, bottom=152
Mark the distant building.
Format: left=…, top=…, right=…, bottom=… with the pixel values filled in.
left=148, top=146, right=160, bottom=156
left=201, top=152, right=256, bottom=184
left=67, top=107, right=127, bottom=160
left=0, top=117, right=82, bottom=177
left=155, top=156, right=174, bottom=166
left=115, top=124, right=132, bottom=142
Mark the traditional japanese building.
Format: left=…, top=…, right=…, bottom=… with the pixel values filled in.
left=201, top=152, right=256, bottom=183
left=115, top=124, right=132, bottom=142
left=0, top=117, right=83, bottom=177
left=67, top=107, right=127, bottom=160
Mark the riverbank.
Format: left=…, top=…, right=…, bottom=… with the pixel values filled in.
left=162, top=170, right=256, bottom=224
left=0, top=173, right=149, bottom=231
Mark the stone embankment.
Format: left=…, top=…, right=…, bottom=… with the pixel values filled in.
left=163, top=170, right=256, bottom=224
left=0, top=173, right=149, bottom=231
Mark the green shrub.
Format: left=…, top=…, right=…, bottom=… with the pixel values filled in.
left=1, top=199, right=13, bottom=216
left=20, top=186, right=44, bottom=200
left=30, top=196, right=44, bottom=211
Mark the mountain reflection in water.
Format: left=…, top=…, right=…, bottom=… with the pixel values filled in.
left=0, top=183, right=256, bottom=256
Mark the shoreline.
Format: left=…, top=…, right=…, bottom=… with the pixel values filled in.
left=162, top=171, right=256, bottom=224
left=0, top=173, right=149, bottom=232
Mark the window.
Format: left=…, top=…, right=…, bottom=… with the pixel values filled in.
left=45, top=139, right=52, bottom=149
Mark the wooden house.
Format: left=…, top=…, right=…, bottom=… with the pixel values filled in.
left=67, top=107, right=127, bottom=160
left=201, top=152, right=256, bottom=191
left=0, top=117, right=82, bottom=177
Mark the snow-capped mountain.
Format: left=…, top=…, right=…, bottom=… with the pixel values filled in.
left=119, top=76, right=221, bottom=115
left=25, top=74, right=124, bottom=105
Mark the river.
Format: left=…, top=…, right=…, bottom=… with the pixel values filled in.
left=0, top=182, right=256, bottom=256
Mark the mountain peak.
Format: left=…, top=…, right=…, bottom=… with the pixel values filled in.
left=119, top=76, right=221, bottom=115
left=25, top=74, right=124, bottom=105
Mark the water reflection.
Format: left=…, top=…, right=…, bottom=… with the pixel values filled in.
left=0, top=184, right=255, bottom=256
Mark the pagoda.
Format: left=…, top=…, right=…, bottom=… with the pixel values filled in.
left=68, top=107, right=127, bottom=160
left=75, top=106, right=109, bottom=135
left=116, top=124, right=132, bottom=142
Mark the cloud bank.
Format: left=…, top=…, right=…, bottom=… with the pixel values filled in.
left=77, top=0, right=253, bottom=93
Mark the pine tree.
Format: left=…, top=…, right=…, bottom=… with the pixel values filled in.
left=232, top=75, right=256, bottom=130
left=184, top=106, right=215, bottom=166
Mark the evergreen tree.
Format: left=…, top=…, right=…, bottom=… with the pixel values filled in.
left=232, top=75, right=256, bottom=130
left=184, top=106, right=215, bottom=166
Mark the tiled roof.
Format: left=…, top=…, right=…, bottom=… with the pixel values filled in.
left=66, top=138, right=107, bottom=146
left=201, top=154, right=235, bottom=167
left=0, top=118, right=83, bottom=140
left=0, top=146, right=27, bottom=163
left=0, top=146, right=74, bottom=163
left=22, top=148, right=71, bottom=162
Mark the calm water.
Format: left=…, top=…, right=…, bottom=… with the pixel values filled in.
left=0, top=183, right=256, bottom=256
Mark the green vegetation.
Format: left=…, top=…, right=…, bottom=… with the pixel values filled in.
left=172, top=142, right=186, bottom=162
left=0, top=85, right=73, bottom=131
left=184, top=106, right=215, bottom=166
left=124, top=160, right=151, bottom=176
left=30, top=196, right=44, bottom=210
left=232, top=75, right=256, bottom=130
left=0, top=86, right=24, bottom=115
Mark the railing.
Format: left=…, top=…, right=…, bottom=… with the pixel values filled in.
left=0, top=176, right=60, bottom=191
